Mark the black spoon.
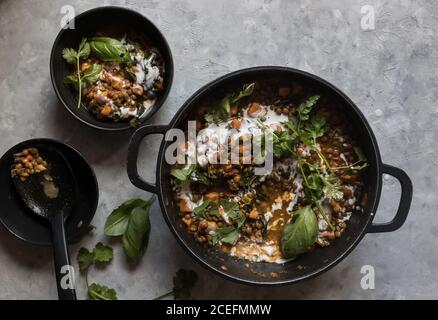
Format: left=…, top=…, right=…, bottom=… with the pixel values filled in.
left=12, top=145, right=77, bottom=300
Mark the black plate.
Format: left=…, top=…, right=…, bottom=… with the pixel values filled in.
left=0, top=139, right=99, bottom=245
left=127, top=66, right=413, bottom=285
left=50, top=6, right=174, bottom=131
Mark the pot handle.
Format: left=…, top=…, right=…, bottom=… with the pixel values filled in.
left=127, top=125, right=169, bottom=194
left=366, top=164, right=413, bottom=233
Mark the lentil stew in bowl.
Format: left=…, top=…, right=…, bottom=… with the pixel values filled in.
left=50, top=6, right=173, bottom=130
left=62, top=36, right=165, bottom=126
left=170, top=79, right=369, bottom=264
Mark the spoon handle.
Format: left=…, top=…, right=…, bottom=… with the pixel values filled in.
left=51, top=213, right=77, bottom=300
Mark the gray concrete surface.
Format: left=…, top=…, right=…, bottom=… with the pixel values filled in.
left=0, top=0, right=437, bottom=300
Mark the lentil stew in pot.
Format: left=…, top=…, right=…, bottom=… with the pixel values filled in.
left=170, top=79, right=369, bottom=264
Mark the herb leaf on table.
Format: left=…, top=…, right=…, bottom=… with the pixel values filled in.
left=76, top=242, right=116, bottom=300
left=93, top=242, right=114, bottom=263
left=173, top=269, right=198, bottom=300
left=77, top=247, right=94, bottom=274
left=122, top=206, right=151, bottom=262
left=104, top=198, right=153, bottom=236
left=153, top=269, right=198, bottom=300
left=104, top=197, right=155, bottom=263
left=88, top=283, right=117, bottom=300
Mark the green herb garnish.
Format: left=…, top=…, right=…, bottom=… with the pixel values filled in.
left=193, top=200, right=215, bottom=219
left=62, top=38, right=91, bottom=109
left=77, top=242, right=116, bottom=300
left=208, top=226, right=240, bottom=246
left=205, top=83, right=255, bottom=124
left=88, top=283, right=117, bottom=301
left=170, top=164, right=197, bottom=181
left=89, top=37, right=131, bottom=63
left=280, top=206, right=318, bottom=259
left=220, top=199, right=245, bottom=228
left=62, top=36, right=132, bottom=109
left=104, top=197, right=155, bottom=263
left=153, top=269, right=198, bottom=300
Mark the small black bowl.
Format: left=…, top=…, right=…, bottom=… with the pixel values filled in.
left=50, top=6, right=174, bottom=131
left=0, top=139, right=99, bottom=245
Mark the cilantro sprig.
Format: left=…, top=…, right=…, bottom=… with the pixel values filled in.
left=62, top=37, right=130, bottom=109
left=264, top=95, right=368, bottom=231
left=153, top=269, right=198, bottom=300
left=77, top=242, right=117, bottom=300
left=62, top=38, right=93, bottom=109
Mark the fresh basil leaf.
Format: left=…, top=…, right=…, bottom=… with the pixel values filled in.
left=220, top=199, right=245, bottom=228
left=209, top=226, right=239, bottom=246
left=82, top=63, right=102, bottom=85
left=122, top=206, right=151, bottom=262
left=208, top=205, right=221, bottom=219
left=170, top=164, right=197, bottom=181
left=281, top=206, right=318, bottom=259
left=77, top=248, right=94, bottom=274
left=88, top=283, right=117, bottom=300
left=193, top=200, right=214, bottom=219
left=297, top=95, right=320, bottom=121
left=104, top=199, right=152, bottom=236
left=62, top=48, right=78, bottom=64
left=205, top=83, right=255, bottom=124
left=89, top=37, right=130, bottom=62
left=173, top=269, right=198, bottom=300
left=93, top=242, right=113, bottom=264
left=230, top=82, right=255, bottom=104
left=218, top=226, right=240, bottom=245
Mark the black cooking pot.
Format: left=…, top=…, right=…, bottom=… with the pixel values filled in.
left=127, top=67, right=413, bottom=285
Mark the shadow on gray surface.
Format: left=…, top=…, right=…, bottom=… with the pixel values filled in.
left=0, top=224, right=52, bottom=270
